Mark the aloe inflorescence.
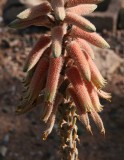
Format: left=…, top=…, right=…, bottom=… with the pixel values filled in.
left=9, top=0, right=111, bottom=159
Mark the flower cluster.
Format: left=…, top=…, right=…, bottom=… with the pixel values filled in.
left=9, top=0, right=111, bottom=139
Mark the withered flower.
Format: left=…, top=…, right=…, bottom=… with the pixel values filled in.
left=9, top=0, right=111, bottom=159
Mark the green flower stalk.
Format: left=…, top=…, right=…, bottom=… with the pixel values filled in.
left=9, top=0, right=111, bottom=159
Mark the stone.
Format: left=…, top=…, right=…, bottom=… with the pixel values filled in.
left=93, top=48, right=123, bottom=79
left=86, top=0, right=121, bottom=33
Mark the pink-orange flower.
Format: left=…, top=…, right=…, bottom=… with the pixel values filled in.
left=66, top=66, right=93, bottom=112
left=66, top=0, right=103, bottom=7
left=17, top=2, right=51, bottom=20
left=76, top=38, right=95, bottom=59
left=23, top=35, right=51, bottom=72
left=66, top=4, right=97, bottom=15
left=65, top=12, right=96, bottom=32
left=71, top=26, right=110, bottom=48
left=43, top=57, right=63, bottom=122
left=66, top=41, right=91, bottom=81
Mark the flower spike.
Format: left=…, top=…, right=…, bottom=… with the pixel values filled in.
left=9, top=0, right=111, bottom=155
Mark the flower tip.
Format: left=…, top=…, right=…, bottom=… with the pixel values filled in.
left=93, top=4, right=98, bottom=11
left=101, top=128, right=105, bottom=136
left=86, top=125, right=93, bottom=135
left=8, top=19, right=20, bottom=28
left=42, top=132, right=48, bottom=141
left=85, top=73, right=91, bottom=82
left=103, top=40, right=110, bottom=49
left=87, top=25, right=96, bottom=33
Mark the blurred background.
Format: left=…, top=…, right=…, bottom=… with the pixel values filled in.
left=0, top=0, right=124, bottom=160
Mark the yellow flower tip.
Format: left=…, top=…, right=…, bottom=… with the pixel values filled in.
left=42, top=132, right=49, bottom=141
left=86, top=125, right=93, bottom=135
left=101, top=128, right=105, bottom=136
left=104, top=41, right=110, bottom=49
left=51, top=0, right=66, bottom=21
left=8, top=19, right=21, bottom=28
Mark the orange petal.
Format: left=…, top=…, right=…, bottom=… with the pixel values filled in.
left=65, top=12, right=96, bottom=32
left=23, top=35, right=51, bottom=72
left=51, top=0, right=66, bottom=21
left=76, top=38, right=94, bottom=59
left=17, top=2, right=51, bottom=20
left=66, top=4, right=97, bottom=16
left=66, top=41, right=91, bottom=81
left=66, top=66, right=93, bottom=112
left=71, top=26, right=110, bottom=49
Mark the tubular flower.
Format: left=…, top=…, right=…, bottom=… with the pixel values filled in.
left=68, top=86, right=92, bottom=133
left=83, top=79, right=103, bottom=112
left=51, top=25, right=66, bottom=58
left=51, top=0, right=66, bottom=21
left=65, top=12, right=96, bottom=32
left=23, top=35, right=51, bottom=72
left=66, top=66, right=93, bottom=112
left=71, top=26, right=110, bottom=48
left=85, top=52, right=107, bottom=89
left=66, top=0, right=103, bottom=7
left=76, top=38, right=95, bottom=59
left=66, top=41, right=91, bottom=81
left=17, top=2, right=52, bottom=20
left=9, top=0, right=111, bottom=154
left=66, top=4, right=97, bottom=16
left=43, top=57, right=63, bottom=122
